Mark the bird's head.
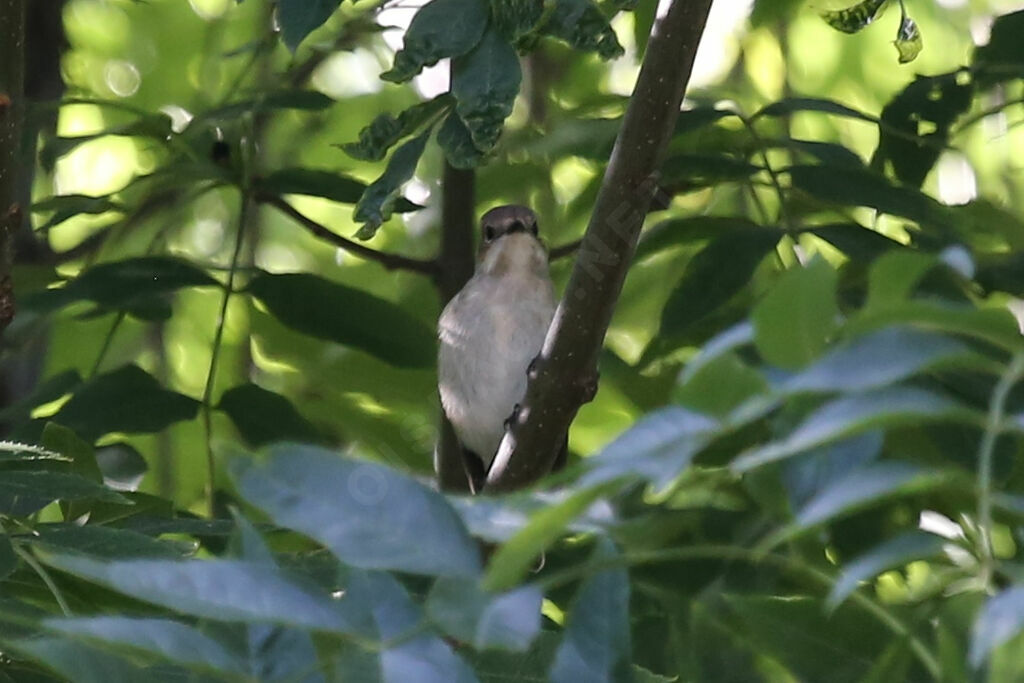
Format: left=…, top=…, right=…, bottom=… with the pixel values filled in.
left=477, top=205, right=548, bottom=277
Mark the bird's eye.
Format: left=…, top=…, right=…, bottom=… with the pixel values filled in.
left=529, top=221, right=539, bottom=236
left=484, top=225, right=496, bottom=242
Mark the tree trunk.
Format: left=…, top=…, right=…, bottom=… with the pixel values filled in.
left=0, top=0, right=26, bottom=336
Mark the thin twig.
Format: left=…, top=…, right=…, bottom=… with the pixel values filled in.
left=259, top=194, right=438, bottom=276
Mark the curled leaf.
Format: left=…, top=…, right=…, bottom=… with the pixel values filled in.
left=821, top=0, right=889, bottom=34
left=894, top=14, right=922, bottom=64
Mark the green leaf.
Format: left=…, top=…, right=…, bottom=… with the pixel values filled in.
left=452, top=27, right=522, bottom=153
left=550, top=538, right=631, bottom=683
left=277, top=0, right=343, bottom=52
left=733, top=386, right=979, bottom=472
left=755, top=97, right=877, bottom=124
left=247, top=272, right=436, bottom=368
left=44, top=617, right=246, bottom=675
left=806, top=223, right=901, bottom=262
left=352, top=132, right=429, bottom=238
left=0, top=532, right=15, bottom=581
left=437, top=110, right=488, bottom=169
left=660, top=229, right=779, bottom=341
left=484, top=483, right=619, bottom=591
left=0, top=369, right=81, bottom=424
left=42, top=422, right=102, bottom=483
left=37, top=551, right=358, bottom=633
left=541, top=0, right=624, bottom=59
left=490, top=0, right=545, bottom=42
left=894, top=14, right=922, bottom=64
left=257, top=168, right=366, bottom=204
left=788, top=164, right=955, bottom=236
left=634, top=216, right=761, bottom=262
left=828, top=531, right=946, bottom=609
left=4, top=638, right=175, bottom=683
left=970, top=587, right=1024, bottom=668
left=821, top=0, right=889, bottom=34
left=781, top=326, right=981, bottom=395
left=973, top=10, right=1024, bottom=86
left=381, top=0, right=490, bottom=83
left=675, top=352, right=769, bottom=418
left=0, top=471, right=131, bottom=516
left=427, top=579, right=543, bottom=651
left=230, top=444, right=481, bottom=578
left=781, top=432, right=882, bottom=509
left=191, top=90, right=335, bottom=126
left=54, top=365, right=200, bottom=442
left=31, top=524, right=189, bottom=559
left=23, top=256, right=218, bottom=320
left=217, top=383, right=322, bottom=448
left=849, top=300, right=1024, bottom=353
left=30, top=194, right=123, bottom=232
left=752, top=259, right=839, bottom=370
left=342, top=95, right=452, bottom=162
left=39, top=113, right=174, bottom=168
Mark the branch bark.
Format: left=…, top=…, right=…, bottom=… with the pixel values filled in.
left=434, top=161, right=477, bottom=493
left=485, top=0, right=714, bottom=491
left=259, top=193, right=438, bottom=276
left=0, top=0, right=26, bottom=336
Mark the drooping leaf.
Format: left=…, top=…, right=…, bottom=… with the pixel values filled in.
left=53, top=365, right=200, bottom=442
left=821, top=0, right=889, bottom=34
left=44, top=617, right=246, bottom=675
left=277, top=0, right=343, bottom=52
left=550, top=538, right=632, bottom=683
left=733, top=386, right=979, bottom=472
left=230, top=444, right=481, bottom=578
left=970, top=587, right=1024, bottom=668
left=37, top=551, right=358, bottom=634
left=381, top=0, right=490, bottom=83
left=427, top=579, right=543, bottom=651
left=247, top=271, right=436, bottom=368
left=755, top=97, right=877, bottom=124
left=437, top=110, right=488, bottom=169
left=342, top=95, right=452, bottom=162
left=828, top=531, right=947, bottom=608
left=23, top=256, right=218, bottom=321
left=490, top=0, right=545, bottom=42
left=894, top=14, right=922, bottom=64
left=217, top=383, right=322, bottom=448
left=352, top=132, right=429, bottom=238
left=541, top=0, right=624, bottom=59
left=752, top=258, right=839, bottom=370
left=659, top=229, right=779, bottom=342
left=451, top=26, right=522, bottom=153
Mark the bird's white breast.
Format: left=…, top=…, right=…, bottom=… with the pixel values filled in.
left=438, top=260, right=555, bottom=469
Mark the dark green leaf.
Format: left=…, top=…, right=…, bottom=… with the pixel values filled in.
left=37, top=551, right=358, bottom=633
left=550, top=538, right=631, bottom=683
left=40, top=114, right=173, bottom=168
left=54, top=365, right=200, bottom=441
left=784, top=139, right=864, bottom=168
left=752, top=259, right=839, bottom=370
left=828, top=531, right=946, bottom=608
left=464, top=632, right=561, bottom=683
left=970, top=587, right=1024, bottom=668
left=247, top=272, right=436, bottom=368
left=781, top=326, right=981, bottom=394
left=427, top=579, right=543, bottom=651
left=230, top=444, right=481, bottom=577
left=437, top=110, right=488, bottom=169
left=755, top=97, right=876, bottom=123
left=973, top=10, right=1024, bottom=86
left=218, top=383, right=322, bottom=447
left=23, top=256, right=218, bottom=321
left=635, top=216, right=761, bottom=262
left=4, top=638, right=176, bottom=683
left=352, top=132, right=429, bottom=237
left=733, top=386, right=979, bottom=472
left=193, top=90, right=335, bottom=125
left=257, top=168, right=366, bottom=204
left=806, top=223, right=902, bottom=262
left=30, top=194, right=123, bottom=232
left=850, top=300, right=1024, bottom=353
left=42, top=422, right=102, bottom=483
left=452, top=27, right=522, bottom=153
left=660, top=154, right=761, bottom=190
left=45, top=617, right=246, bottom=675
left=675, top=352, right=769, bottom=418
left=0, top=369, right=81, bottom=424
left=821, top=0, right=889, bottom=34
left=541, top=0, right=624, bottom=59
left=0, top=532, right=15, bottom=581
left=0, top=471, right=130, bottom=516
left=782, top=432, right=883, bottom=509
left=277, top=0, right=343, bottom=52
left=30, top=524, right=189, bottom=559
left=660, top=229, right=779, bottom=341
left=381, top=0, right=490, bottom=83
left=342, top=95, right=452, bottom=162
left=490, top=0, right=545, bottom=42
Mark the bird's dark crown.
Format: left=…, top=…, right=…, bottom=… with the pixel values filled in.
left=480, top=205, right=539, bottom=243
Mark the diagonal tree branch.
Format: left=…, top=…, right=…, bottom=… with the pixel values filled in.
left=258, top=193, right=438, bottom=276
left=485, top=0, right=714, bottom=491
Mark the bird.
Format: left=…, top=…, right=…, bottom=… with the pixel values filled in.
left=437, top=205, right=562, bottom=493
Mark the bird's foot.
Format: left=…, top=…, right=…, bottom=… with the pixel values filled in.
left=577, top=372, right=599, bottom=404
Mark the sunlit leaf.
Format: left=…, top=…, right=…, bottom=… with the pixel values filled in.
left=277, top=0, right=343, bottom=52
left=230, top=444, right=481, bottom=578
left=828, top=531, right=947, bottom=609
left=353, top=132, right=429, bottom=237
left=342, top=95, right=452, bottom=162
left=247, top=272, right=436, bottom=368
left=894, top=15, right=923, bottom=63
left=30, top=194, right=124, bottom=232
left=381, top=0, right=489, bottom=83
left=821, top=0, right=889, bottom=34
